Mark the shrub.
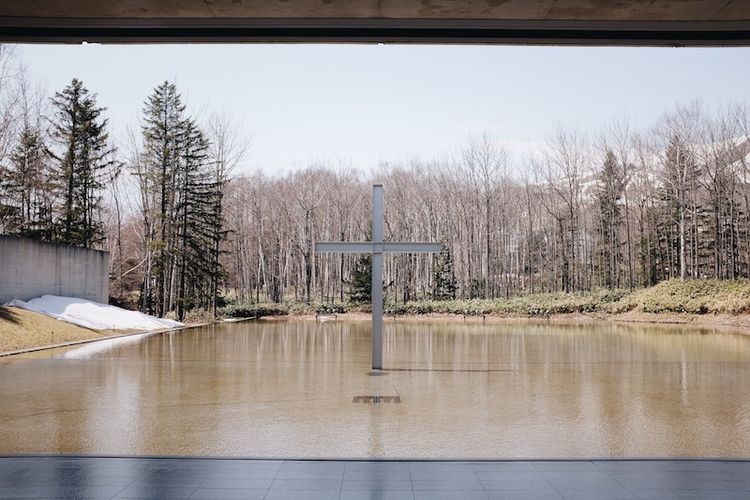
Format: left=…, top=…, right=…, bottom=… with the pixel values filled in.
left=316, top=302, right=347, bottom=315
left=222, top=303, right=289, bottom=318
left=284, top=302, right=316, bottom=315
left=633, top=279, right=750, bottom=315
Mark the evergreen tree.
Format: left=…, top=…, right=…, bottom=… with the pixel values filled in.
left=138, top=81, right=187, bottom=315
left=348, top=255, right=372, bottom=304
left=0, top=126, right=54, bottom=240
left=433, top=244, right=457, bottom=300
left=49, top=78, right=114, bottom=248
left=595, top=149, right=625, bottom=288
left=174, top=119, right=224, bottom=320
left=137, top=81, right=226, bottom=319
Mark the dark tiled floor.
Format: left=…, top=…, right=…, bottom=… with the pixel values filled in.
left=0, top=457, right=748, bottom=499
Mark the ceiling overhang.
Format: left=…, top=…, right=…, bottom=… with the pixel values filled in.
left=1, top=1, right=748, bottom=46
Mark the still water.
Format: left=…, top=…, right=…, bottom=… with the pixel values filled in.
left=1, top=319, right=750, bottom=458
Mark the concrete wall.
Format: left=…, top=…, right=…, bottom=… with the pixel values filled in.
left=0, top=236, right=109, bottom=304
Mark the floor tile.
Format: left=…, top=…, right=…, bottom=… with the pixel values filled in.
left=470, top=462, right=537, bottom=472
left=275, top=471, right=344, bottom=480
left=534, top=462, right=600, bottom=472
left=632, top=490, right=715, bottom=499
left=481, top=478, right=556, bottom=490
left=613, top=475, right=694, bottom=490
left=189, top=487, right=267, bottom=499
left=408, top=470, right=478, bottom=480
left=339, top=491, right=414, bottom=500
left=543, top=471, right=625, bottom=490
left=595, top=462, right=666, bottom=473
left=204, top=469, right=278, bottom=480
left=200, top=478, right=273, bottom=489
left=270, top=479, right=342, bottom=490
left=343, top=470, right=411, bottom=481
left=687, top=478, right=750, bottom=490
left=411, top=479, right=483, bottom=490
left=0, top=487, right=61, bottom=499
left=475, top=471, right=546, bottom=481
left=202, top=461, right=282, bottom=472
left=3, top=485, right=130, bottom=499
left=264, top=490, right=340, bottom=500
left=346, top=463, right=409, bottom=472
left=708, top=491, right=750, bottom=500
left=281, top=462, right=347, bottom=472
left=341, top=479, right=411, bottom=490
left=113, top=485, right=197, bottom=499
left=413, top=490, right=489, bottom=500
left=0, top=475, right=70, bottom=488
left=125, top=476, right=205, bottom=488
left=559, top=488, right=636, bottom=500
left=408, top=463, right=474, bottom=472
left=486, top=491, right=563, bottom=500
left=60, top=475, right=136, bottom=487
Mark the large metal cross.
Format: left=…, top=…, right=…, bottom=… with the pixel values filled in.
left=315, top=184, right=441, bottom=370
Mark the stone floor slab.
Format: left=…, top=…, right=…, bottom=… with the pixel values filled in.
left=0, top=457, right=747, bottom=500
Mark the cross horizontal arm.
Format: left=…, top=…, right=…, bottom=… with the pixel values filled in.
left=314, top=242, right=373, bottom=253
left=315, top=241, right=442, bottom=254
left=382, top=242, right=443, bottom=253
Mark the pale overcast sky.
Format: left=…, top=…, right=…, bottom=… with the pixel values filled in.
left=17, top=43, right=750, bottom=176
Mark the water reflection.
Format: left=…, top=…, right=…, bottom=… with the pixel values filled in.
left=1, top=319, right=749, bottom=458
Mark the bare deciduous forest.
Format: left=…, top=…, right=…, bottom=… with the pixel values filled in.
left=1, top=46, right=750, bottom=317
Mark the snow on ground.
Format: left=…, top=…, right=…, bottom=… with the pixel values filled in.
left=5, top=295, right=183, bottom=331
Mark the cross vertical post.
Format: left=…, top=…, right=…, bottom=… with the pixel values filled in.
left=371, top=184, right=384, bottom=370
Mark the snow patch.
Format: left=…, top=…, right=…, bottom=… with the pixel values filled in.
left=5, top=295, right=183, bottom=331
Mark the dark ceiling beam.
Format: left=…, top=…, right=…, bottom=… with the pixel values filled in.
left=1, top=18, right=750, bottom=46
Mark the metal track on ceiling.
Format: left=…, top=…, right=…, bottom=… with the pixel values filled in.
left=0, top=18, right=749, bottom=46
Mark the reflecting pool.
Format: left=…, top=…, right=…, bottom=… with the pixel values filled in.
left=1, top=319, right=750, bottom=458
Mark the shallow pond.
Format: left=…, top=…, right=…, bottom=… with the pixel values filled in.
left=1, top=319, right=750, bottom=458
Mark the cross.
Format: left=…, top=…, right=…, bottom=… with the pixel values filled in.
left=315, top=184, right=442, bottom=370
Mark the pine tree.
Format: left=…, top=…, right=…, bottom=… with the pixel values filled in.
left=348, top=255, right=372, bottom=304
left=433, top=244, right=457, bottom=300
left=206, top=171, right=228, bottom=317
left=138, top=81, right=187, bottom=315
left=0, top=126, right=54, bottom=240
left=595, top=149, right=625, bottom=288
left=174, top=119, right=223, bottom=320
left=49, top=78, right=114, bottom=248
left=137, top=81, right=226, bottom=319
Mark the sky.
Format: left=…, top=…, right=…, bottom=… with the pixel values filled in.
left=17, top=43, right=750, bottom=176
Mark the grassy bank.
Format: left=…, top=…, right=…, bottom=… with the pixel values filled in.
left=222, top=279, right=750, bottom=319
left=0, top=306, right=131, bottom=353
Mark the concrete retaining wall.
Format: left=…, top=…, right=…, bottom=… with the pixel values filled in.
left=0, top=236, right=109, bottom=304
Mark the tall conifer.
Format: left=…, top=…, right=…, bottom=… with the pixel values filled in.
left=49, top=78, right=113, bottom=248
